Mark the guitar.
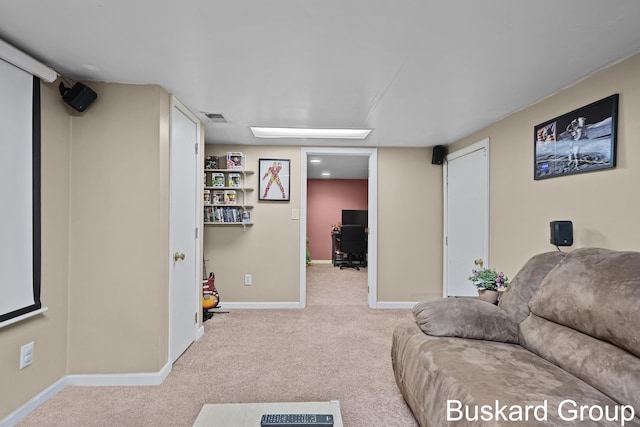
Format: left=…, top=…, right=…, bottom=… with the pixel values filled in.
left=202, top=260, right=220, bottom=309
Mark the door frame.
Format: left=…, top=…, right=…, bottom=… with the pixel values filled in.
left=442, top=138, right=490, bottom=297
left=300, top=147, right=378, bottom=308
left=168, top=96, right=202, bottom=363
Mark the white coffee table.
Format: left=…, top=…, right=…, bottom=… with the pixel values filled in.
left=193, top=401, right=343, bottom=427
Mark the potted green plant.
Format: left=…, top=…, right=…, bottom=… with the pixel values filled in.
left=468, top=264, right=509, bottom=303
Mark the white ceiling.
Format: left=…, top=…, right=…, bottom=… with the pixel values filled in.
left=2, top=1, right=640, bottom=153
left=307, top=154, right=369, bottom=179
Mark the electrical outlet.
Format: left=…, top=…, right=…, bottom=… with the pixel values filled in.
left=244, top=274, right=252, bottom=286
left=20, top=341, right=34, bottom=369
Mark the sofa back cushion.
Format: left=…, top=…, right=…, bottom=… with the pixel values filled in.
left=529, top=247, right=640, bottom=357
left=520, top=247, right=640, bottom=413
left=497, top=251, right=566, bottom=324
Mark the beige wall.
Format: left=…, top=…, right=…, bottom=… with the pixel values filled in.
left=2, top=80, right=188, bottom=420
left=378, top=148, right=444, bottom=302
left=204, top=145, right=444, bottom=304
left=0, top=80, right=71, bottom=420
left=204, top=145, right=302, bottom=302
left=66, top=82, right=171, bottom=374
left=450, top=52, right=640, bottom=278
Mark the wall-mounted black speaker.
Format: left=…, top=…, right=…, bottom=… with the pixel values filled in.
left=550, top=220, right=573, bottom=246
left=432, top=145, right=446, bottom=165
left=59, top=82, right=97, bottom=112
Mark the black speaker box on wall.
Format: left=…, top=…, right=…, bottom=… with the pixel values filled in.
left=432, top=145, right=446, bottom=165
left=550, top=220, right=573, bottom=246
left=59, top=82, right=97, bottom=112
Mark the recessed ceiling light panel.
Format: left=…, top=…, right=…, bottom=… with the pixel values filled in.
left=250, top=127, right=372, bottom=139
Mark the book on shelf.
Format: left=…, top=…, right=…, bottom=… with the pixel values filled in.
left=217, top=206, right=241, bottom=223
left=204, top=206, right=249, bottom=224
left=228, top=172, right=242, bottom=187
left=212, top=173, right=225, bottom=187
left=204, top=206, right=215, bottom=223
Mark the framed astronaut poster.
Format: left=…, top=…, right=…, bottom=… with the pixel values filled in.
left=259, top=159, right=290, bottom=201
left=534, top=94, right=618, bottom=180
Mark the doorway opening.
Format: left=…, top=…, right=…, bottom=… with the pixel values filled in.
left=300, top=148, right=378, bottom=308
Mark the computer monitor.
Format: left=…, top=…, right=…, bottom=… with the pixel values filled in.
left=342, top=209, right=367, bottom=227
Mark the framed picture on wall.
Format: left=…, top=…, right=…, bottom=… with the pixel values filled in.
left=259, top=158, right=290, bottom=201
left=534, top=94, right=619, bottom=180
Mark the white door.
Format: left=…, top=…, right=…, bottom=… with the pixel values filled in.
left=444, top=139, right=489, bottom=297
left=169, top=99, right=200, bottom=362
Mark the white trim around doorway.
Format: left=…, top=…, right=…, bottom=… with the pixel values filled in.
left=300, top=147, right=378, bottom=308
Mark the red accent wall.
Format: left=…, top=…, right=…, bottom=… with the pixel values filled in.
left=307, top=179, right=368, bottom=261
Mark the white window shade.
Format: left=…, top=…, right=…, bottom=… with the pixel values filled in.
left=0, top=57, right=42, bottom=324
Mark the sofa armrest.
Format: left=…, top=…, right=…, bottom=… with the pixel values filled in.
left=413, top=298, right=519, bottom=344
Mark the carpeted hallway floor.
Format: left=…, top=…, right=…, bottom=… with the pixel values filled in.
left=16, top=264, right=419, bottom=426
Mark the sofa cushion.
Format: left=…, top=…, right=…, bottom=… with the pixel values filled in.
left=529, top=247, right=640, bottom=357
left=520, top=313, right=640, bottom=417
left=413, top=298, right=519, bottom=344
left=497, top=251, right=566, bottom=324
left=391, top=323, right=636, bottom=427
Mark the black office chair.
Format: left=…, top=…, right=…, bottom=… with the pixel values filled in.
left=338, top=225, right=366, bottom=270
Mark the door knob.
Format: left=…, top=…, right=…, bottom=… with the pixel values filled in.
left=174, top=252, right=185, bottom=262
left=474, top=259, right=484, bottom=267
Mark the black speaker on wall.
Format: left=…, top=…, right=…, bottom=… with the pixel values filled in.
left=432, top=145, right=446, bottom=165
left=550, top=220, right=573, bottom=246
left=59, top=82, right=97, bottom=112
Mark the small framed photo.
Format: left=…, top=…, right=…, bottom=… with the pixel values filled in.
left=259, top=159, right=290, bottom=201
left=534, top=94, right=618, bottom=180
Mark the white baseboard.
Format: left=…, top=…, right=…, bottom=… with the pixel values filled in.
left=375, top=301, right=418, bottom=309
left=219, top=302, right=303, bottom=309
left=1, top=363, right=172, bottom=427
left=66, top=362, right=171, bottom=387
left=196, top=324, right=205, bottom=340
left=309, top=260, right=332, bottom=264
left=218, top=301, right=415, bottom=309
left=0, top=377, right=66, bottom=427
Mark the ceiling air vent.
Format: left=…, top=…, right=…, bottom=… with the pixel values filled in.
left=202, top=112, right=229, bottom=124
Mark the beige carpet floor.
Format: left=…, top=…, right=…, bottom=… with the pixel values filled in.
left=17, top=264, right=419, bottom=426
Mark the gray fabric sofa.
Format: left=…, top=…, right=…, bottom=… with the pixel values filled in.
left=391, top=248, right=640, bottom=426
